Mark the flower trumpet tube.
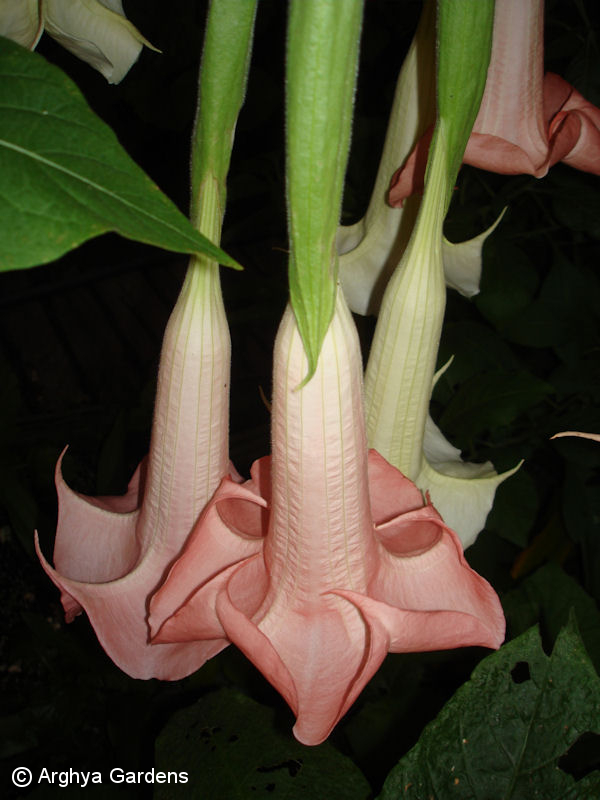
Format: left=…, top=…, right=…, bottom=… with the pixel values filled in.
left=390, top=0, right=600, bottom=207
left=35, top=250, right=231, bottom=679
left=0, top=0, right=157, bottom=83
left=35, top=0, right=257, bottom=679
left=150, top=291, right=505, bottom=745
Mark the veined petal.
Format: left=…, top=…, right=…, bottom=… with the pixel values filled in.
left=0, top=0, right=41, bottom=48
left=34, top=456, right=227, bottom=679
left=44, top=0, right=158, bottom=83
left=148, top=474, right=267, bottom=643
left=546, top=73, right=600, bottom=175
left=334, top=591, right=501, bottom=652
left=152, top=294, right=504, bottom=744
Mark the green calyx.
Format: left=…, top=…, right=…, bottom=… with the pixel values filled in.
left=286, top=0, right=363, bottom=380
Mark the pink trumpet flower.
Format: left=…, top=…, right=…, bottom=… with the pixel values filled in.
left=149, top=293, right=505, bottom=745
left=390, top=0, right=600, bottom=206
left=35, top=259, right=232, bottom=679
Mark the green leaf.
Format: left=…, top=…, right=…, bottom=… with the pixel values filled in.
left=0, top=37, right=240, bottom=272
left=154, top=688, right=371, bottom=800
left=379, top=619, right=600, bottom=800
left=504, top=564, right=600, bottom=674
left=286, top=0, right=363, bottom=378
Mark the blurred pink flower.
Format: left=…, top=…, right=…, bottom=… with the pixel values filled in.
left=390, top=0, right=600, bottom=206
left=149, top=296, right=505, bottom=745
left=35, top=262, right=232, bottom=679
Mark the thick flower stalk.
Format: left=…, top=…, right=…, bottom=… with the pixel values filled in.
left=0, top=0, right=156, bottom=83
left=149, top=291, right=505, bottom=745
left=35, top=0, right=258, bottom=678
left=390, top=0, right=600, bottom=206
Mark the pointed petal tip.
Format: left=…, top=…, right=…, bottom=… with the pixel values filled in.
left=551, top=431, right=600, bottom=443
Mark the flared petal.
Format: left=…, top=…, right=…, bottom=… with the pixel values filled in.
left=545, top=73, right=600, bottom=175
left=217, top=556, right=390, bottom=746
left=35, top=457, right=227, bottom=679
left=44, top=0, right=158, bottom=83
left=36, top=260, right=232, bottom=679
left=148, top=473, right=267, bottom=642
left=334, top=591, right=500, bottom=651
left=417, top=416, right=521, bottom=548
left=370, top=508, right=504, bottom=649
left=442, top=208, right=506, bottom=297
left=0, top=0, right=41, bottom=48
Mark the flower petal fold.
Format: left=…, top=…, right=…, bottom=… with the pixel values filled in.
left=0, top=0, right=41, bottom=48
left=417, top=415, right=521, bottom=549
left=35, top=453, right=226, bottom=680
left=442, top=208, right=506, bottom=298
left=44, top=0, right=158, bottom=84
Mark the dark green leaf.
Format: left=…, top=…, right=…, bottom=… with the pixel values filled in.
left=154, top=688, right=371, bottom=800
left=0, top=37, right=240, bottom=271
left=379, top=619, right=600, bottom=799
left=503, top=564, right=600, bottom=674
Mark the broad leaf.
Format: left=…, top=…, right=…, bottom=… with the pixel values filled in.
left=0, top=37, right=240, bottom=271
left=379, top=618, right=600, bottom=799
left=154, top=688, right=371, bottom=800
left=504, top=564, right=600, bottom=673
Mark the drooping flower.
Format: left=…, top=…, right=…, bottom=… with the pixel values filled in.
left=149, top=292, right=505, bottom=745
left=390, top=0, right=600, bottom=207
left=0, top=0, right=157, bottom=83
left=35, top=257, right=232, bottom=679
left=34, top=0, right=258, bottom=679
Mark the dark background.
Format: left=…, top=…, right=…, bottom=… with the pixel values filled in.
left=1, top=1, right=599, bottom=797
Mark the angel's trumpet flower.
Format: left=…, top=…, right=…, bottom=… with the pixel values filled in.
left=35, top=255, right=232, bottom=679
left=149, top=292, right=505, bottom=745
left=390, top=0, right=600, bottom=207
left=0, top=0, right=157, bottom=83
left=34, top=0, right=257, bottom=679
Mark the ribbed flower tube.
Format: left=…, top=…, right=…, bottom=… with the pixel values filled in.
left=150, top=289, right=504, bottom=745
left=35, top=183, right=231, bottom=680
left=364, top=136, right=447, bottom=481
left=264, top=295, right=376, bottom=607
